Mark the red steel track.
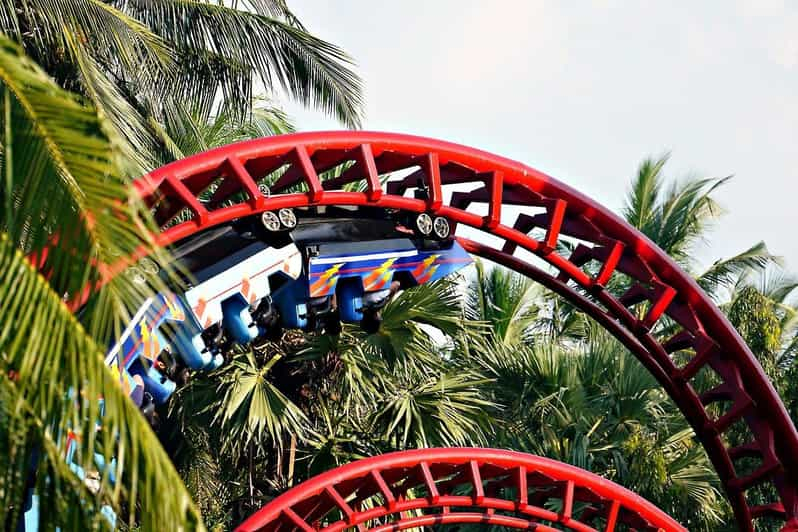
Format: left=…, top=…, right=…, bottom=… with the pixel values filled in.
left=234, top=448, right=686, bottom=532
left=125, top=131, right=797, bottom=530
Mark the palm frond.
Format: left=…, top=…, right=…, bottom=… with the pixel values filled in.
left=758, top=269, right=798, bottom=304
left=622, top=155, right=668, bottom=231
left=236, top=0, right=306, bottom=28
left=212, top=351, right=308, bottom=457
left=65, top=32, right=162, bottom=174
left=122, top=0, right=364, bottom=127
left=160, top=96, right=294, bottom=165
left=19, top=0, right=172, bottom=77
left=0, top=233, right=202, bottom=530
left=621, top=156, right=734, bottom=265
left=0, top=1, right=19, bottom=37
left=372, top=370, right=494, bottom=448
left=466, top=261, right=540, bottom=345
left=0, top=34, right=173, bottom=347
left=0, top=36, right=200, bottom=530
left=696, top=241, right=780, bottom=297
left=653, top=176, right=729, bottom=261
left=349, top=278, right=482, bottom=372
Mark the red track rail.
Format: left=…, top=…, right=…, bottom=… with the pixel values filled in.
left=122, top=131, right=796, bottom=530
left=235, top=448, right=686, bottom=532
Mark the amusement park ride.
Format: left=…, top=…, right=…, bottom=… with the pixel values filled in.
left=21, top=132, right=798, bottom=531
left=105, top=205, right=471, bottom=420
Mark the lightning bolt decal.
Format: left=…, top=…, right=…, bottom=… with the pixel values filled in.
left=364, top=258, right=398, bottom=289
left=412, top=254, right=440, bottom=279
left=310, top=263, right=344, bottom=296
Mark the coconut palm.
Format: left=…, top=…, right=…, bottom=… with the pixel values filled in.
left=623, top=155, right=777, bottom=279
left=465, top=259, right=542, bottom=346
left=0, top=36, right=202, bottom=530
left=0, top=0, right=363, bottom=173
left=726, top=271, right=798, bottom=361
left=722, top=271, right=798, bottom=424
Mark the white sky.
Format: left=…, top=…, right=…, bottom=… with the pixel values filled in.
left=279, top=0, right=798, bottom=271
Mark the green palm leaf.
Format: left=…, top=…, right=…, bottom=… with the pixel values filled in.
left=212, top=351, right=308, bottom=457
left=0, top=36, right=201, bottom=530
left=372, top=370, right=494, bottom=448
left=160, top=97, right=294, bottom=165
left=0, top=34, right=172, bottom=347
left=0, top=233, right=202, bottom=530
left=621, top=156, right=734, bottom=266
left=623, top=155, right=668, bottom=231
left=121, top=0, right=364, bottom=127
left=9, top=0, right=172, bottom=72
left=466, top=260, right=540, bottom=345
left=697, top=241, right=780, bottom=296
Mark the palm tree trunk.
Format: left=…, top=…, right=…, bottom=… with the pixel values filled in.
left=288, top=433, right=296, bottom=487
left=248, top=440, right=255, bottom=508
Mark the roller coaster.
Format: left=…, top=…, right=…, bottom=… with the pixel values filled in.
left=105, top=205, right=471, bottom=424
left=20, top=132, right=798, bottom=531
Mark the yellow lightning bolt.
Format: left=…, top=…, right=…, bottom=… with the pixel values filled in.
left=165, top=294, right=184, bottom=321
left=412, top=254, right=440, bottom=277
left=364, top=258, right=397, bottom=285
left=139, top=319, right=150, bottom=344
left=379, top=257, right=398, bottom=271
left=325, top=263, right=344, bottom=278
left=311, top=263, right=345, bottom=296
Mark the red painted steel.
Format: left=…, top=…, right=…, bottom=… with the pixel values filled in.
left=234, top=448, right=686, bottom=532
left=106, top=131, right=797, bottom=530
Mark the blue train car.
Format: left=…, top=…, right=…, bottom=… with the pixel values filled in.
left=275, top=237, right=472, bottom=331
left=278, top=208, right=471, bottom=331
left=105, top=226, right=303, bottom=410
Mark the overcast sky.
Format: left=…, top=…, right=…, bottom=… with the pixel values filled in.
left=279, top=0, right=798, bottom=271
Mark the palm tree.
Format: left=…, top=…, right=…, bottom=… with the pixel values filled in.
left=623, top=154, right=777, bottom=279
left=163, top=279, right=494, bottom=528
left=0, top=37, right=202, bottom=530
left=461, top=303, right=726, bottom=528
left=624, top=155, right=798, bottom=413
left=465, top=260, right=541, bottom=346
left=0, top=0, right=363, bottom=173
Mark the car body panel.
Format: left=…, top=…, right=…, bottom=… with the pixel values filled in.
left=105, top=293, right=186, bottom=404
left=183, top=242, right=301, bottom=329
left=307, top=239, right=472, bottom=298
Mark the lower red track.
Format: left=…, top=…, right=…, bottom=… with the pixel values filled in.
left=97, top=131, right=797, bottom=529
left=235, top=448, right=686, bottom=532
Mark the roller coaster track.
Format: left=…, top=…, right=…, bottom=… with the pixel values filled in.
left=103, top=131, right=797, bottom=530
left=235, top=448, right=686, bottom=532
